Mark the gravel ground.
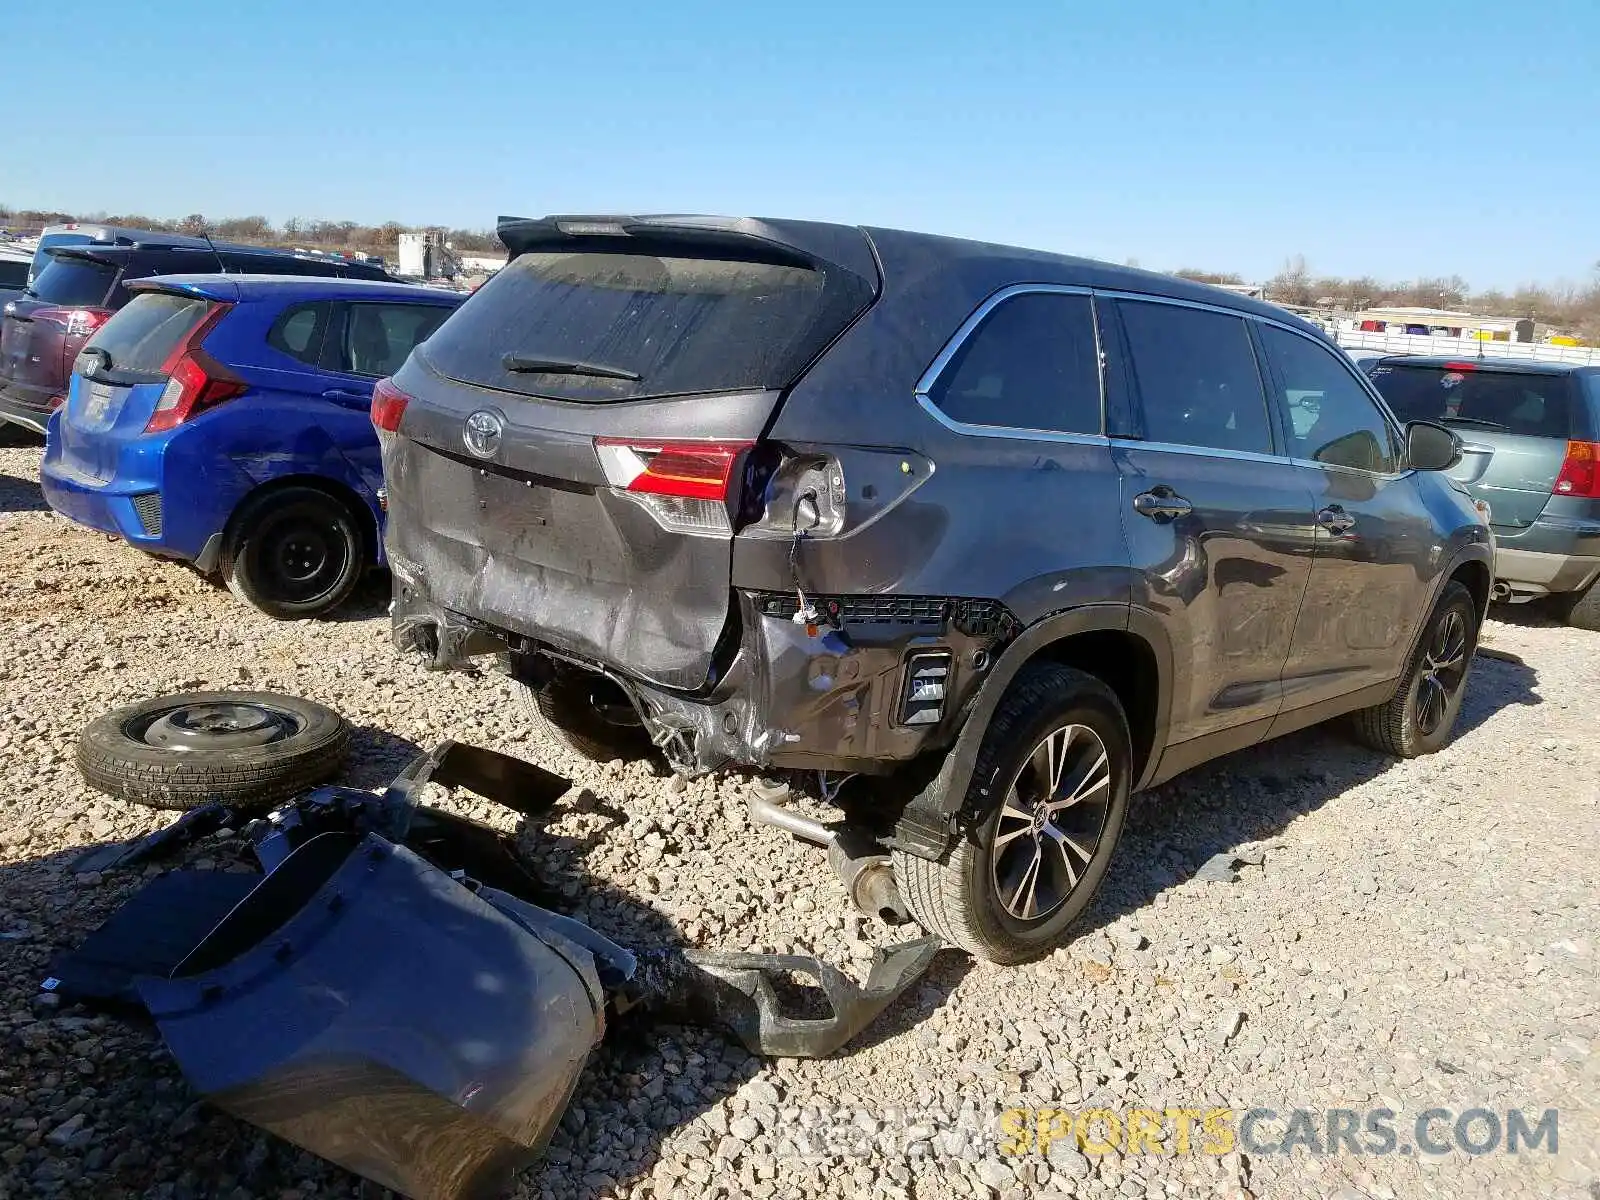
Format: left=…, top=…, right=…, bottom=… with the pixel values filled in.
left=0, top=441, right=1596, bottom=1200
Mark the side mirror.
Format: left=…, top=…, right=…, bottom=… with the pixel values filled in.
left=1405, top=421, right=1462, bottom=472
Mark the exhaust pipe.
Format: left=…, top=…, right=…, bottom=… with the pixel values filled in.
left=1490, top=581, right=1512, bottom=602
left=747, top=780, right=832, bottom=846
left=746, top=781, right=910, bottom=924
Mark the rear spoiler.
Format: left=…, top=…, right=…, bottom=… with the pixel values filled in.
left=124, top=277, right=241, bottom=303
left=44, top=246, right=125, bottom=269
left=495, top=213, right=881, bottom=294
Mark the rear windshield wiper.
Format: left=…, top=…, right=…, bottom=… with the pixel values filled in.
left=501, top=354, right=640, bottom=382
left=1438, top=416, right=1508, bottom=431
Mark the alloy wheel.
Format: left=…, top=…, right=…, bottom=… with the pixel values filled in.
left=990, top=723, right=1113, bottom=921
left=1415, top=609, right=1469, bottom=736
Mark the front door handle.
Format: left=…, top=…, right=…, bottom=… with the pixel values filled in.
left=1317, top=504, right=1356, bottom=535
left=322, top=387, right=370, bottom=403
left=1132, top=487, right=1194, bottom=523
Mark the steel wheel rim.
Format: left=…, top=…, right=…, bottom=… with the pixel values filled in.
left=990, top=722, right=1113, bottom=922
left=258, top=516, right=348, bottom=603
left=133, top=701, right=303, bottom=751
left=1415, top=608, right=1469, bottom=736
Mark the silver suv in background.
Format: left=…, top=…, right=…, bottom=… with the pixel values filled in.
left=1366, top=357, right=1600, bottom=629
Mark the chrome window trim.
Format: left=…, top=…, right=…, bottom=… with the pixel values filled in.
left=913, top=283, right=1108, bottom=442
left=1108, top=437, right=1291, bottom=468
left=1287, top=455, right=1410, bottom=481
left=1094, top=287, right=1267, bottom=322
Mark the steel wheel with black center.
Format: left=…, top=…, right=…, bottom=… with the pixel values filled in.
left=1350, top=579, right=1479, bottom=757
left=893, top=663, right=1131, bottom=963
left=77, top=690, right=350, bottom=810
left=222, top=486, right=367, bottom=619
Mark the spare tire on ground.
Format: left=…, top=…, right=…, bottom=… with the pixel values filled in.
left=78, top=691, right=351, bottom=811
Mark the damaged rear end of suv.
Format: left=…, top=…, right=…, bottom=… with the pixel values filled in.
left=381, top=215, right=1005, bottom=780
left=378, top=215, right=1111, bottom=965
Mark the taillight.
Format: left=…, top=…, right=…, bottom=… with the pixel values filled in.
left=33, top=306, right=112, bottom=338
left=1554, top=441, right=1600, bottom=499
left=144, top=353, right=248, bottom=433
left=140, top=303, right=240, bottom=434
left=595, top=438, right=754, bottom=535
left=371, top=377, right=410, bottom=433
left=595, top=438, right=750, bottom=500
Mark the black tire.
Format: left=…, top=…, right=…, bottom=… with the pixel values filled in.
left=1547, top=580, right=1600, bottom=632
left=513, top=672, right=654, bottom=764
left=1350, top=580, right=1479, bottom=757
left=892, top=664, right=1132, bottom=964
left=222, top=486, right=367, bottom=619
left=77, top=691, right=350, bottom=811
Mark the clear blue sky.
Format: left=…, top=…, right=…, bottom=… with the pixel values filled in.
left=4, top=0, right=1596, bottom=289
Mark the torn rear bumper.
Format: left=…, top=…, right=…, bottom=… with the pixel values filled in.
left=46, top=740, right=941, bottom=1200
left=139, top=836, right=605, bottom=1200
left=392, top=583, right=1018, bottom=776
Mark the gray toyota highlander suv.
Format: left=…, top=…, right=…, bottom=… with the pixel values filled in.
left=375, top=214, right=1492, bottom=962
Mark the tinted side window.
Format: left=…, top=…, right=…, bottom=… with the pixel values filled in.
left=0, top=260, right=28, bottom=289
left=1261, top=325, right=1399, bottom=473
left=1119, top=300, right=1272, bottom=454
left=267, top=302, right=331, bottom=366
left=927, top=292, right=1102, bottom=434
left=340, top=303, right=452, bottom=377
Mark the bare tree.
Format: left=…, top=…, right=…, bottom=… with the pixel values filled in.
left=1268, top=255, right=1314, bottom=306
left=1172, top=267, right=1243, bottom=285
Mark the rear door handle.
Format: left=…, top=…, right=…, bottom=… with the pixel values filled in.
left=322, top=387, right=370, bottom=404
left=1317, top=504, right=1356, bottom=534
left=1132, top=487, right=1193, bottom=523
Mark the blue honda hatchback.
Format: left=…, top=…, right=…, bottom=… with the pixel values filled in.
left=41, top=275, right=463, bottom=616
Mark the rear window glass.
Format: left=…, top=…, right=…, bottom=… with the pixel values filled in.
left=85, top=292, right=212, bottom=374
left=29, top=255, right=118, bottom=307
left=31, top=233, right=94, bottom=282
left=268, top=302, right=328, bottom=365
left=928, top=292, right=1102, bottom=434
left=1369, top=365, right=1576, bottom=439
left=420, top=249, right=868, bottom=402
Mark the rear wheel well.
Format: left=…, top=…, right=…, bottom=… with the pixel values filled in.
left=226, top=475, right=379, bottom=564
left=1030, top=630, right=1160, bottom=785
left=1450, top=559, right=1491, bottom=620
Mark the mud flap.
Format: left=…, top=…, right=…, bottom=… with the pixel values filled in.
left=135, top=835, right=605, bottom=1200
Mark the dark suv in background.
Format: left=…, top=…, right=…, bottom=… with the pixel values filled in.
left=375, top=214, right=1491, bottom=962
left=0, top=236, right=389, bottom=433
left=1365, top=356, right=1600, bottom=629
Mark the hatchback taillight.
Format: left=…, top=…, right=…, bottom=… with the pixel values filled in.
left=1554, top=440, right=1600, bottom=499
left=141, top=303, right=241, bottom=434
left=144, top=353, right=248, bottom=433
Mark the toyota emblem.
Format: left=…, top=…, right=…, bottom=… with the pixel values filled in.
left=463, top=409, right=505, bottom=458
